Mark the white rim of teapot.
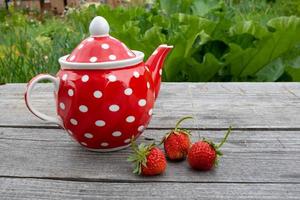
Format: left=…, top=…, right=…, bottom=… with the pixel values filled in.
left=58, top=50, right=144, bottom=70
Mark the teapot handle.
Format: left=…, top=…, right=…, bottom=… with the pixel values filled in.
left=25, top=74, right=60, bottom=125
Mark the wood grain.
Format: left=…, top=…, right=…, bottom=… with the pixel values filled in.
left=1, top=178, right=299, bottom=200
left=1, top=83, right=300, bottom=129
left=1, top=127, right=299, bottom=183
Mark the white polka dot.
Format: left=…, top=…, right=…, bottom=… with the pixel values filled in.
left=112, top=131, right=122, bottom=137
left=124, top=139, right=131, bottom=143
left=78, top=43, right=84, bottom=49
left=128, top=51, right=134, bottom=57
left=101, top=142, right=109, bottom=147
left=79, top=105, right=88, bottom=113
left=152, top=49, right=158, bottom=55
left=68, top=89, right=74, bottom=96
left=89, top=56, right=97, bottom=63
left=147, top=82, right=150, bottom=89
left=108, top=75, right=117, bottom=82
left=138, top=99, right=146, bottom=107
left=93, top=90, right=102, bottom=98
left=148, top=109, right=153, bottom=115
left=124, top=88, right=133, bottom=96
left=109, top=104, right=120, bottom=112
left=62, top=74, right=68, bottom=81
left=69, top=55, right=75, bottom=61
left=145, top=66, right=150, bottom=72
left=138, top=125, right=145, bottom=132
left=126, top=116, right=135, bottom=123
left=81, top=75, right=89, bottom=82
left=84, top=133, right=93, bottom=139
left=59, top=102, right=65, bottom=110
left=70, top=118, right=78, bottom=125
left=87, top=37, right=94, bottom=42
left=81, top=142, right=87, bottom=146
left=101, top=43, right=109, bottom=49
left=159, top=69, right=162, bottom=76
left=109, top=55, right=117, bottom=60
left=95, top=120, right=105, bottom=127
left=133, top=71, right=140, bottom=78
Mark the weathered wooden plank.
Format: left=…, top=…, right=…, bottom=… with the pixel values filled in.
left=1, top=83, right=300, bottom=129
left=1, top=178, right=299, bottom=200
left=1, top=127, right=299, bottom=183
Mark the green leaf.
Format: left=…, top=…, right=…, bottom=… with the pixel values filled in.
left=240, top=16, right=300, bottom=76
left=286, top=67, right=300, bottom=81
left=255, top=58, right=285, bottom=81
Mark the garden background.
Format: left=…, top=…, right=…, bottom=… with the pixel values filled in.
left=0, top=0, right=300, bottom=83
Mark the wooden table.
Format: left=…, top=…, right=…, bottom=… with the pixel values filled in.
left=0, top=83, right=300, bottom=199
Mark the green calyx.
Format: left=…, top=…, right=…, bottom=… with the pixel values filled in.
left=203, top=126, right=232, bottom=166
left=127, top=139, right=155, bottom=175
left=162, top=116, right=193, bottom=144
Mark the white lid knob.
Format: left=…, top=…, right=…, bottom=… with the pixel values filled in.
left=89, top=16, right=109, bottom=37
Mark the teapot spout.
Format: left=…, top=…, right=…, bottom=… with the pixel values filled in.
left=145, top=44, right=173, bottom=99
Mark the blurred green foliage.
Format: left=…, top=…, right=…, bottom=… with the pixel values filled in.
left=0, top=0, right=300, bottom=83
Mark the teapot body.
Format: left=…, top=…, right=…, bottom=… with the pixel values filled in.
left=56, top=62, right=155, bottom=151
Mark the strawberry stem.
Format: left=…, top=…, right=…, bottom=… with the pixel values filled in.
left=216, top=126, right=232, bottom=149
left=174, top=116, right=193, bottom=132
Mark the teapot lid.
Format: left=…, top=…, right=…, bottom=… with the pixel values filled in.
left=59, top=16, right=144, bottom=69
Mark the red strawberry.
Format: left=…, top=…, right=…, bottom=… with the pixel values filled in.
left=127, top=141, right=167, bottom=176
left=188, top=127, right=232, bottom=171
left=163, top=116, right=193, bottom=161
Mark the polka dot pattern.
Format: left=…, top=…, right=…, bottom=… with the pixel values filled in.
left=101, top=43, right=109, bottom=49
left=126, top=116, right=135, bottom=123
left=62, top=74, right=68, bottom=81
left=108, top=75, right=117, bottom=82
left=109, top=104, right=120, bottom=112
left=95, top=120, right=105, bottom=127
left=59, top=64, right=157, bottom=150
left=59, top=102, right=65, bottom=110
left=58, top=18, right=170, bottom=150
left=109, top=54, right=117, bottom=60
left=124, top=88, right=133, bottom=96
left=68, top=89, right=74, bottom=96
left=124, top=139, right=131, bottom=143
left=112, top=131, right=122, bottom=137
left=101, top=142, right=109, bottom=147
left=138, top=99, right=146, bottom=107
left=70, top=118, right=78, bottom=125
left=138, top=125, right=145, bottom=132
left=65, top=31, right=137, bottom=63
left=148, top=109, right=153, bottom=116
left=81, top=75, right=89, bottom=82
left=89, top=57, right=97, bottom=63
left=133, top=71, right=140, bottom=78
left=93, top=90, right=102, bottom=98
left=79, top=105, right=88, bottom=113
left=84, top=133, right=93, bottom=139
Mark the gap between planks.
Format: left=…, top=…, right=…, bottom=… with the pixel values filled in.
left=1, top=125, right=300, bottom=131
left=1, top=176, right=300, bottom=184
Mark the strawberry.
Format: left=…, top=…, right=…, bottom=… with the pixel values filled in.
left=162, top=116, right=193, bottom=161
left=187, top=127, right=232, bottom=171
left=127, top=140, right=167, bottom=176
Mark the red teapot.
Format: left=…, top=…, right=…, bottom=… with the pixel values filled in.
left=25, top=16, right=173, bottom=151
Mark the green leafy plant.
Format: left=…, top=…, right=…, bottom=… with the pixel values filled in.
left=0, top=0, right=300, bottom=83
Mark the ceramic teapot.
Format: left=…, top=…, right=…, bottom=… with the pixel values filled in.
left=25, top=16, right=173, bottom=152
